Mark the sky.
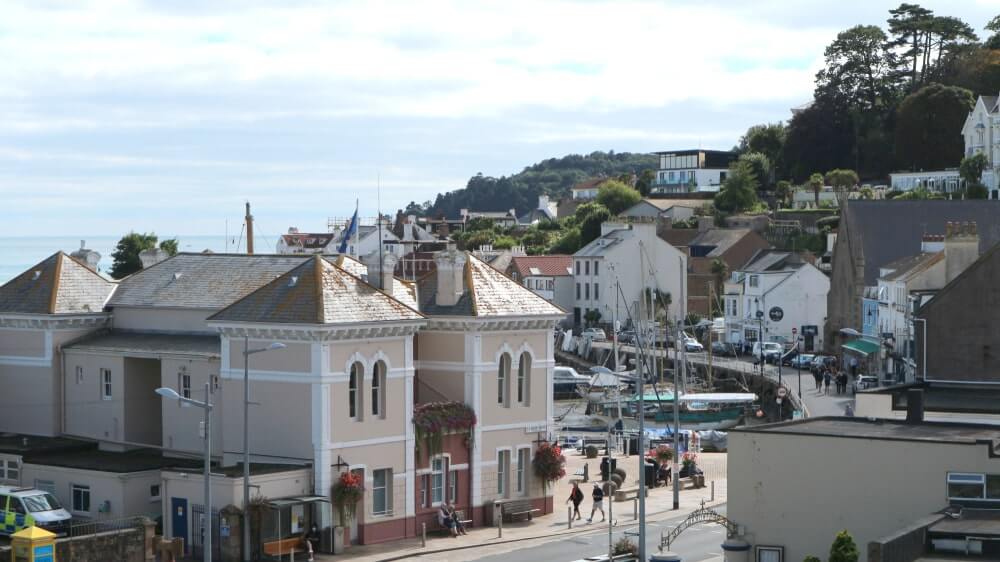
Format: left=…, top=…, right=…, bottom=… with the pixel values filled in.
left=1, top=0, right=998, bottom=238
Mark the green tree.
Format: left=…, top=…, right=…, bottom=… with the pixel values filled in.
left=710, top=259, right=728, bottom=316
left=465, top=217, right=498, bottom=232
left=714, top=161, right=760, bottom=214
left=966, top=183, right=989, bottom=199
left=583, top=309, right=602, bottom=327
left=782, top=99, right=854, bottom=182
left=859, top=186, right=875, bottom=199
left=635, top=169, right=656, bottom=196
left=574, top=202, right=612, bottom=246
left=988, top=15, right=1000, bottom=49
left=829, top=530, right=859, bottom=562
left=825, top=169, right=859, bottom=193
left=809, top=173, right=825, bottom=207
left=595, top=180, right=642, bottom=215
left=738, top=152, right=772, bottom=190
left=549, top=227, right=582, bottom=254
left=888, top=3, right=934, bottom=88
left=109, top=232, right=160, bottom=279
left=894, top=83, right=974, bottom=171
left=960, top=153, right=989, bottom=187
left=159, top=239, right=179, bottom=256
left=740, top=123, right=786, bottom=179
left=816, top=25, right=899, bottom=110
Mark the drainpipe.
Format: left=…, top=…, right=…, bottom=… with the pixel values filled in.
left=60, top=345, right=67, bottom=435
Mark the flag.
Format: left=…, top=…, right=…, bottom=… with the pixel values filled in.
left=338, top=205, right=358, bottom=254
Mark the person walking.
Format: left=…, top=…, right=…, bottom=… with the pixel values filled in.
left=823, top=370, right=832, bottom=395
left=587, top=482, right=605, bottom=523
left=567, top=482, right=584, bottom=520
left=813, top=368, right=822, bottom=391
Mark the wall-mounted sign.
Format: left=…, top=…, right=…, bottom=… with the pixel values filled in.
left=769, top=307, right=784, bottom=322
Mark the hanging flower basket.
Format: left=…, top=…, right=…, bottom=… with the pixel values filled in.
left=652, top=444, right=673, bottom=464
left=331, top=471, right=364, bottom=524
left=532, top=441, right=566, bottom=492
left=412, top=401, right=477, bottom=458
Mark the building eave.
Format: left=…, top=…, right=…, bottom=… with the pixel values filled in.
left=210, top=319, right=426, bottom=342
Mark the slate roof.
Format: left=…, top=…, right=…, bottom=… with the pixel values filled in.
left=574, top=228, right=631, bottom=257
left=417, top=253, right=565, bottom=317
left=881, top=252, right=943, bottom=282
left=571, top=178, right=605, bottom=191
left=740, top=250, right=805, bottom=273
left=333, top=255, right=419, bottom=310
left=509, top=255, right=573, bottom=278
left=209, top=255, right=424, bottom=325
left=108, top=253, right=309, bottom=310
left=661, top=228, right=754, bottom=258
left=983, top=95, right=999, bottom=114
left=65, top=331, right=220, bottom=357
left=279, top=233, right=335, bottom=250
left=0, top=252, right=116, bottom=315
left=842, top=200, right=1000, bottom=285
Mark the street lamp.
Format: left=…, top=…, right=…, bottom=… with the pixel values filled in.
left=157, top=385, right=213, bottom=562
left=242, top=338, right=286, bottom=562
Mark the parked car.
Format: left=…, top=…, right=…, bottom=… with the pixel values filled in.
left=711, top=341, right=737, bottom=356
left=810, top=354, right=837, bottom=373
left=617, top=330, right=636, bottom=345
left=582, top=328, right=606, bottom=341
left=683, top=333, right=704, bottom=353
left=852, top=375, right=880, bottom=393
left=789, top=353, right=816, bottom=369
left=0, top=486, right=72, bottom=536
left=752, top=341, right=783, bottom=360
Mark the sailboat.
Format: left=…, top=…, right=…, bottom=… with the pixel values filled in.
left=590, top=391, right=756, bottom=430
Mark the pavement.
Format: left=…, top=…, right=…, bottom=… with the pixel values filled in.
left=319, top=451, right=727, bottom=562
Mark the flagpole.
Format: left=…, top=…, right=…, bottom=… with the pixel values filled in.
left=353, top=199, right=359, bottom=259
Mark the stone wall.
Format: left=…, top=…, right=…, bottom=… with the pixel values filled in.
left=0, top=528, right=147, bottom=562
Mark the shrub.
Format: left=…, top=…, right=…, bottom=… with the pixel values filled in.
left=585, top=445, right=599, bottom=458
left=613, top=537, right=639, bottom=556
left=602, top=481, right=617, bottom=495
left=803, top=557, right=821, bottom=562
left=652, top=444, right=673, bottom=463
left=829, top=530, right=859, bottom=562
left=613, top=467, right=627, bottom=481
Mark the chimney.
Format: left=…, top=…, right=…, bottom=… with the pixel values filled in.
left=944, top=221, right=979, bottom=283
left=697, top=216, right=714, bottom=232
left=538, top=195, right=549, bottom=211
left=245, top=202, right=255, bottom=255
left=139, top=248, right=170, bottom=269
left=70, top=240, right=101, bottom=272
left=361, top=252, right=399, bottom=295
left=920, top=234, right=944, bottom=253
left=434, top=248, right=467, bottom=307
left=905, top=388, right=924, bottom=424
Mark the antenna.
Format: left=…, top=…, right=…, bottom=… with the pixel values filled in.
left=245, top=201, right=255, bottom=255
left=377, top=172, right=384, bottom=287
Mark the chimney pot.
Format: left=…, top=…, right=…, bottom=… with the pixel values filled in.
left=434, top=249, right=467, bottom=307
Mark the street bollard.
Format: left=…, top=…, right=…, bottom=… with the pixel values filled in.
left=711, top=481, right=715, bottom=502
left=499, top=513, right=503, bottom=538
left=633, top=497, right=638, bottom=520
left=421, top=522, right=426, bottom=547
left=568, top=506, right=573, bottom=529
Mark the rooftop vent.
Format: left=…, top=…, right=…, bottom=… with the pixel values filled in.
left=172, top=272, right=183, bottom=282
left=32, top=270, right=41, bottom=281
left=288, top=276, right=299, bottom=287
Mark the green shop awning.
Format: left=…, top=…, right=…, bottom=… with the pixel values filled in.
left=842, top=339, right=880, bottom=356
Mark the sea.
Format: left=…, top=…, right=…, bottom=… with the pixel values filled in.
left=0, top=235, right=279, bottom=284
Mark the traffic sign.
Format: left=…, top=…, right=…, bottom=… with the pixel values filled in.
left=792, top=327, right=797, bottom=334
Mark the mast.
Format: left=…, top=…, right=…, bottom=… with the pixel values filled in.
left=245, top=202, right=254, bottom=255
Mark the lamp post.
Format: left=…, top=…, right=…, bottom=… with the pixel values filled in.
left=242, top=337, right=286, bottom=562
left=157, top=385, right=213, bottom=562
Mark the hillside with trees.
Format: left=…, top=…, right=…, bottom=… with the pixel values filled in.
left=406, top=151, right=657, bottom=219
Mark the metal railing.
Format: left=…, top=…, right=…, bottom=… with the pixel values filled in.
left=68, top=515, right=146, bottom=538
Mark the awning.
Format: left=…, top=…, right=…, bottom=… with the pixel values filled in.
left=842, top=339, right=880, bottom=356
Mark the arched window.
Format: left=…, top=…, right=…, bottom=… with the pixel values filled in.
left=372, top=360, right=387, bottom=418
left=517, top=352, right=531, bottom=405
left=498, top=353, right=511, bottom=406
left=349, top=362, right=363, bottom=420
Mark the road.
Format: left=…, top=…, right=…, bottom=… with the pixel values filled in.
left=469, top=507, right=728, bottom=562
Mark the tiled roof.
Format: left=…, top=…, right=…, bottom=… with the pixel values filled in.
left=0, top=252, right=115, bottom=315
left=417, top=253, right=565, bottom=317
left=571, top=178, right=605, bottom=191
left=65, top=330, right=220, bottom=357
left=108, top=253, right=309, bottom=310
left=209, top=255, right=424, bottom=325
left=333, top=255, right=419, bottom=310
left=740, top=250, right=803, bottom=273
left=509, top=255, right=573, bottom=278
left=882, top=252, right=943, bottom=282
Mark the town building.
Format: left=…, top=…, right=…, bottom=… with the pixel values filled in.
left=619, top=198, right=710, bottom=223
left=570, top=178, right=605, bottom=201
left=275, top=229, right=337, bottom=255
left=460, top=209, right=519, bottom=229
left=826, top=199, right=1000, bottom=352
left=651, top=149, right=735, bottom=194
left=661, top=226, right=772, bottom=317
left=722, top=250, right=829, bottom=351
left=331, top=219, right=403, bottom=258
left=571, top=220, right=687, bottom=329
left=962, top=93, right=1000, bottom=198
left=729, top=405, right=1000, bottom=562
left=506, top=255, right=573, bottom=316
left=0, top=246, right=563, bottom=553
left=889, top=170, right=964, bottom=194
left=517, top=196, right=559, bottom=225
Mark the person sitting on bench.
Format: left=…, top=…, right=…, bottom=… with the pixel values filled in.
left=302, top=524, right=319, bottom=561
left=438, top=503, right=458, bottom=537
left=447, top=502, right=467, bottom=535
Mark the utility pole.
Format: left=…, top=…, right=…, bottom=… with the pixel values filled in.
left=707, top=281, right=714, bottom=389
left=672, top=255, right=683, bottom=511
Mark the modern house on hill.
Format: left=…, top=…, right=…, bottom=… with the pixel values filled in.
left=826, top=199, right=1000, bottom=351
left=651, top=149, right=736, bottom=194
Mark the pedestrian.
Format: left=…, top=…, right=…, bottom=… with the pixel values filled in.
left=447, top=502, right=468, bottom=535
left=302, top=524, right=319, bottom=561
left=823, top=370, right=832, bottom=395
left=588, top=482, right=605, bottom=523
left=567, top=482, right=584, bottom=520
left=813, top=369, right=822, bottom=391
left=438, top=503, right=458, bottom=537
left=838, top=371, right=848, bottom=395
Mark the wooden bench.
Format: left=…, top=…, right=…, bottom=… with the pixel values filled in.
left=262, top=536, right=307, bottom=558
left=613, top=486, right=649, bottom=502
left=429, top=509, right=472, bottom=535
left=500, top=499, right=540, bottom=522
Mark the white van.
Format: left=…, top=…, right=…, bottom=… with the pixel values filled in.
left=752, top=341, right=783, bottom=361
left=0, top=486, right=73, bottom=535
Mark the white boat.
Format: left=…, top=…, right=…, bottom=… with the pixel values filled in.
left=575, top=371, right=626, bottom=401
left=553, top=366, right=590, bottom=399
left=594, top=392, right=758, bottom=431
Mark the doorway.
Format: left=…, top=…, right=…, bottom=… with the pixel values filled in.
left=171, top=498, right=188, bottom=553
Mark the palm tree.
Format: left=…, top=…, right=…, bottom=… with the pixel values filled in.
left=709, top=259, right=728, bottom=316
left=808, top=173, right=824, bottom=207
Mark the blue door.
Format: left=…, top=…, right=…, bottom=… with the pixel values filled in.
left=171, top=497, right=188, bottom=550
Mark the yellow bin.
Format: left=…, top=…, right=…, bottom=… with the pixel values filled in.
left=11, top=526, right=56, bottom=562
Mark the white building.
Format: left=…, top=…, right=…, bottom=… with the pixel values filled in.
left=651, top=149, right=735, bottom=194
left=889, top=170, right=964, bottom=194
left=570, top=178, right=604, bottom=200
left=571, top=220, right=686, bottom=329
left=276, top=228, right=337, bottom=254
left=506, top=255, right=573, bottom=316
left=723, top=250, right=829, bottom=351
left=962, top=93, right=1000, bottom=197
left=619, top=198, right=707, bottom=223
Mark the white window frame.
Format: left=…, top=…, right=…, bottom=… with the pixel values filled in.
left=517, top=352, right=530, bottom=406
left=0, top=456, right=20, bottom=483
left=371, top=361, right=386, bottom=419
left=100, top=368, right=112, bottom=401
left=756, top=546, right=783, bottom=562
left=372, top=468, right=392, bottom=516
left=150, top=484, right=161, bottom=502
left=498, top=353, right=511, bottom=407
left=497, top=450, right=510, bottom=498
left=431, top=457, right=445, bottom=506
left=71, top=483, right=91, bottom=515
left=516, top=448, right=529, bottom=495
left=34, top=480, right=56, bottom=496
left=749, top=275, right=759, bottom=288
left=947, top=472, right=991, bottom=501
left=449, top=469, right=459, bottom=503
left=349, top=362, right=363, bottom=420
left=179, top=372, right=192, bottom=399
